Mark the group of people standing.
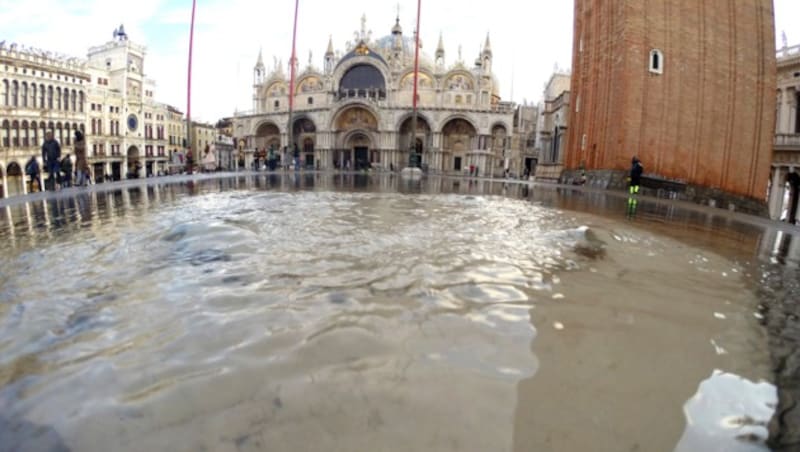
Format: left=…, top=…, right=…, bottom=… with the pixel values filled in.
left=25, top=130, right=90, bottom=192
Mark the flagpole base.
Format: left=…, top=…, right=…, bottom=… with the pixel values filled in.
left=400, top=167, right=423, bottom=179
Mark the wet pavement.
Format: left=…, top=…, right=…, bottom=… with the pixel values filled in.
left=0, top=172, right=798, bottom=451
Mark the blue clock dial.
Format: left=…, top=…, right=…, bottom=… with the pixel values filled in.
left=127, top=114, right=138, bottom=131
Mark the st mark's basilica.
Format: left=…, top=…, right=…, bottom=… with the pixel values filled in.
left=233, top=14, right=516, bottom=174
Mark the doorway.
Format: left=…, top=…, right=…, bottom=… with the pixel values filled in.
left=454, top=157, right=462, bottom=171
left=94, top=163, right=106, bottom=183
left=355, top=147, right=369, bottom=170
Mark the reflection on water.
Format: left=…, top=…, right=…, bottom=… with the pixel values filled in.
left=0, top=174, right=796, bottom=452
left=675, top=370, right=777, bottom=452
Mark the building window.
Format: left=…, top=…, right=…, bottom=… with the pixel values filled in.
left=308, top=97, right=313, bottom=105
left=11, top=81, right=18, bottom=107
left=649, top=49, right=664, bottom=74
left=274, top=100, right=280, bottom=109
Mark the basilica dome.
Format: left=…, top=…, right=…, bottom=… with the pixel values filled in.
left=373, top=34, right=435, bottom=70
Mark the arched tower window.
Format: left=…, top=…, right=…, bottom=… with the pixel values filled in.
left=649, top=49, right=664, bottom=74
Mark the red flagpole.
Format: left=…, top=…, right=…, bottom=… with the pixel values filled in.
left=412, top=0, right=422, bottom=114
left=186, top=0, right=197, bottom=171
left=410, top=0, right=422, bottom=168
left=287, top=0, right=300, bottom=161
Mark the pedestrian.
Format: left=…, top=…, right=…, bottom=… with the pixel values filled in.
left=41, top=131, right=61, bottom=191
left=293, top=143, right=300, bottom=171
left=629, top=156, right=644, bottom=195
left=74, top=130, right=90, bottom=187
left=25, top=155, right=41, bottom=192
left=60, top=153, right=73, bottom=188
left=268, top=145, right=277, bottom=171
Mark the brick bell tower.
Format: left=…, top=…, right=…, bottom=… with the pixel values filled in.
left=564, top=0, right=776, bottom=209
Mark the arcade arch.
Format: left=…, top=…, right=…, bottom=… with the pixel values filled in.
left=441, top=118, right=477, bottom=172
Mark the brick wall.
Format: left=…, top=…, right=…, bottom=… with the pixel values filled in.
left=566, top=0, right=776, bottom=201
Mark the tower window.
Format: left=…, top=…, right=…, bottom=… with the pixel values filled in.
left=649, top=49, right=664, bottom=74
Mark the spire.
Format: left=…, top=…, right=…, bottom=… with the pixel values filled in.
left=392, top=16, right=403, bottom=35
left=255, top=48, right=265, bottom=68
left=435, top=32, right=445, bottom=69
left=324, top=36, right=335, bottom=75
left=483, top=33, right=492, bottom=56
left=392, top=6, right=403, bottom=35
left=326, top=35, right=334, bottom=56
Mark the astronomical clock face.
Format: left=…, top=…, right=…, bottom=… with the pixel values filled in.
left=127, top=114, right=138, bottom=132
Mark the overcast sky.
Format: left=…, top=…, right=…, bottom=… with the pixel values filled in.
left=0, top=0, right=797, bottom=122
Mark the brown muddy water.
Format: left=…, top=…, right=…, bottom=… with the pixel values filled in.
left=0, top=173, right=796, bottom=452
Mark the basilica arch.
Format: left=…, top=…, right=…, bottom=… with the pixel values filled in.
left=490, top=123, right=509, bottom=174
left=441, top=117, right=477, bottom=173
left=331, top=104, right=379, bottom=170
left=336, top=62, right=388, bottom=100
left=398, top=115, right=432, bottom=168
left=255, top=121, right=281, bottom=152
left=292, top=116, right=317, bottom=168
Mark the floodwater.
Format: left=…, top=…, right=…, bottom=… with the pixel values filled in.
left=0, top=173, right=795, bottom=452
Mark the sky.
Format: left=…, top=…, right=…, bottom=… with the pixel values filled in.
left=0, top=0, right=797, bottom=123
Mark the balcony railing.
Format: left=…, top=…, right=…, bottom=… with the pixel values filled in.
left=775, top=133, right=800, bottom=148
left=777, top=44, right=800, bottom=58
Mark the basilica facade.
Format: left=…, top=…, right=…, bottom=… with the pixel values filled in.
left=233, top=15, right=516, bottom=175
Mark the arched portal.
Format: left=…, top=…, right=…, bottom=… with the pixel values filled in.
left=399, top=116, right=432, bottom=168
left=255, top=122, right=281, bottom=153
left=344, top=132, right=373, bottom=171
left=441, top=118, right=477, bottom=172
left=332, top=106, right=379, bottom=170
left=292, top=117, right=316, bottom=168
left=491, top=124, right=509, bottom=174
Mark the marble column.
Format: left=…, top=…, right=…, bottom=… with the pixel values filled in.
left=789, top=89, right=799, bottom=134
left=769, top=166, right=786, bottom=220
left=778, top=89, right=787, bottom=134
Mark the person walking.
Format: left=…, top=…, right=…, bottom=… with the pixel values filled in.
left=60, top=153, right=73, bottom=188
left=629, top=156, right=644, bottom=195
left=25, top=155, right=41, bottom=192
left=74, top=130, right=90, bottom=187
left=41, top=131, right=61, bottom=191
left=627, top=156, right=644, bottom=218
